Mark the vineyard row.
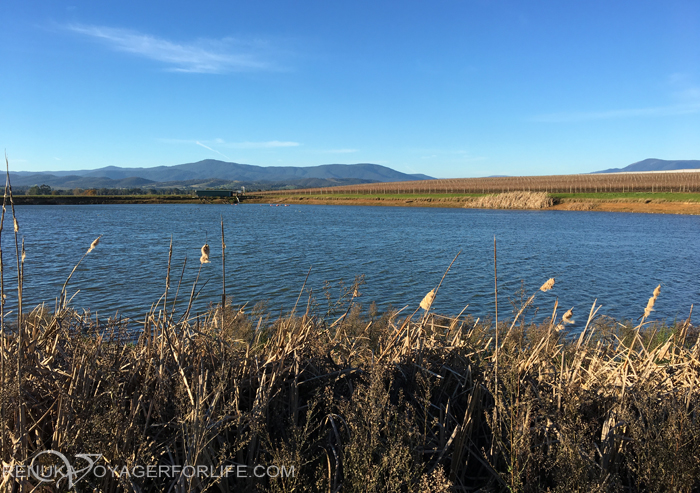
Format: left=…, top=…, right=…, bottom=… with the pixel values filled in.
left=262, top=172, right=700, bottom=195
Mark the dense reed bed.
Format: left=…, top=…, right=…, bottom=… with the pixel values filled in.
left=1, top=164, right=699, bottom=492
left=465, top=192, right=554, bottom=210
left=1, top=285, right=699, bottom=492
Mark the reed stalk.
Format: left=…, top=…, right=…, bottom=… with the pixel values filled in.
left=0, top=160, right=7, bottom=461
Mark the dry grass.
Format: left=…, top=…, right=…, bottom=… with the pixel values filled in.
left=0, top=267, right=698, bottom=491
left=465, top=191, right=554, bottom=210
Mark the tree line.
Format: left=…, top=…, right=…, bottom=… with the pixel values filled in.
left=23, top=185, right=192, bottom=196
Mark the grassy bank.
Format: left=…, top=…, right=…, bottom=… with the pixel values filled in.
left=1, top=245, right=699, bottom=491
left=256, top=191, right=700, bottom=202
left=550, top=191, right=700, bottom=202
left=249, top=190, right=700, bottom=214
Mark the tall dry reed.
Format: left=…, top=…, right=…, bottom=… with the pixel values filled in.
left=0, top=270, right=697, bottom=492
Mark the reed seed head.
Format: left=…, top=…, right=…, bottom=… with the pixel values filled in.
left=13, top=217, right=18, bottom=233
left=540, top=278, right=555, bottom=292
left=562, top=308, right=574, bottom=324
left=643, top=284, right=661, bottom=318
left=87, top=236, right=101, bottom=254
left=645, top=296, right=655, bottom=311
left=420, top=289, right=435, bottom=311
left=200, top=243, right=210, bottom=264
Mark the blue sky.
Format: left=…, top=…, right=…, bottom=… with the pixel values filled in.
left=1, top=1, right=699, bottom=178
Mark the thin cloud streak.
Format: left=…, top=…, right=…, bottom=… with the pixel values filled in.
left=532, top=103, right=700, bottom=122
left=227, top=140, right=299, bottom=149
left=66, top=24, right=277, bottom=73
left=196, top=141, right=230, bottom=160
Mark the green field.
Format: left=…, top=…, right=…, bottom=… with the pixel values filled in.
left=551, top=191, right=700, bottom=202
left=264, top=192, right=483, bottom=199
left=265, top=190, right=700, bottom=202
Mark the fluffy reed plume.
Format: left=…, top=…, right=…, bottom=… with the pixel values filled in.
left=200, top=243, right=210, bottom=264
left=466, top=191, right=554, bottom=210
left=87, top=235, right=101, bottom=254
left=420, top=289, right=435, bottom=310
left=13, top=217, right=18, bottom=232
left=644, top=284, right=661, bottom=319
left=555, top=307, right=575, bottom=331
left=540, top=277, right=555, bottom=292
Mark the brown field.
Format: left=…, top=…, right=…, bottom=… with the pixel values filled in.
left=261, top=171, right=700, bottom=195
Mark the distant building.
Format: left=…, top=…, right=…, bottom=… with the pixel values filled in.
left=195, top=190, right=234, bottom=197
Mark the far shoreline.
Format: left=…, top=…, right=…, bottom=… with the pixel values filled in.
left=245, top=194, right=700, bottom=215
left=12, top=192, right=700, bottom=215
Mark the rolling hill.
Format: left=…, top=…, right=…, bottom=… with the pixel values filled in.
left=595, top=158, right=700, bottom=173
left=11, top=160, right=433, bottom=190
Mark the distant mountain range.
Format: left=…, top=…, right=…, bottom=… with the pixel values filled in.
left=594, top=159, right=700, bottom=173
left=11, top=160, right=434, bottom=190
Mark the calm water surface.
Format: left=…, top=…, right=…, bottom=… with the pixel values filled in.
left=3, top=204, right=699, bottom=328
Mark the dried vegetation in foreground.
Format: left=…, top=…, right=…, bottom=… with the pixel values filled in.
left=1, top=282, right=699, bottom=492
left=1, top=163, right=699, bottom=492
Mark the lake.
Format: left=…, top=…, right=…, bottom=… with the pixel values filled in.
left=2, top=204, right=699, bottom=328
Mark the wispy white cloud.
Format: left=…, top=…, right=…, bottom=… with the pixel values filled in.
left=227, top=140, right=299, bottom=149
left=65, top=24, right=279, bottom=73
left=196, top=141, right=230, bottom=160
left=531, top=103, right=700, bottom=123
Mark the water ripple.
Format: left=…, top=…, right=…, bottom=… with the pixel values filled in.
left=1, top=204, right=698, bottom=328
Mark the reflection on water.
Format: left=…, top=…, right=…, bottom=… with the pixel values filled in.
left=2, top=203, right=698, bottom=327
